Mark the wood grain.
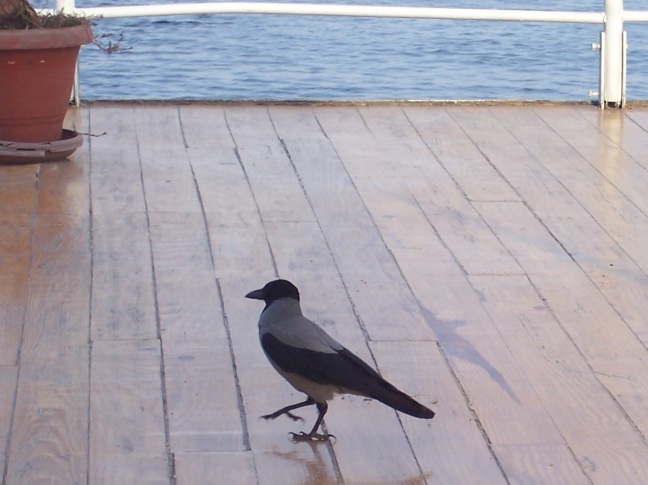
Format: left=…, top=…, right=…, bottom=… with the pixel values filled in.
left=496, top=106, right=648, bottom=275
left=0, top=366, right=18, bottom=479
left=89, top=105, right=158, bottom=341
left=6, top=127, right=91, bottom=483
left=402, top=106, right=520, bottom=203
left=476, top=201, right=648, bottom=448
left=360, top=105, right=522, bottom=276
left=136, top=107, right=247, bottom=457
left=0, top=212, right=31, bottom=366
left=492, top=444, right=589, bottom=485
left=175, top=451, right=257, bottom=485
left=371, top=341, right=506, bottom=484
left=164, top=349, right=246, bottom=453
left=89, top=339, right=169, bottom=484
left=134, top=106, right=202, bottom=215
left=624, top=109, right=648, bottom=172
left=536, top=106, right=648, bottom=217
left=271, top=106, right=433, bottom=341
left=183, top=105, right=340, bottom=484
left=471, top=273, right=648, bottom=483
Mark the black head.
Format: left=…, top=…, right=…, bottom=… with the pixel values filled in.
left=245, top=279, right=300, bottom=305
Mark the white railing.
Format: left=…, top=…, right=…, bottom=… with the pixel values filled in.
left=49, top=0, right=648, bottom=108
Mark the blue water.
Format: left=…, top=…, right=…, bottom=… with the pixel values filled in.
left=42, top=0, right=648, bottom=101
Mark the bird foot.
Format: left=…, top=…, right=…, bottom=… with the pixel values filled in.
left=261, top=411, right=304, bottom=423
left=289, top=431, right=336, bottom=442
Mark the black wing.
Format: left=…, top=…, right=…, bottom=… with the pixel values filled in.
left=261, top=333, right=435, bottom=419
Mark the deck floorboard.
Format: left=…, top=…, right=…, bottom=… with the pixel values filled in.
left=2, top=103, right=648, bottom=484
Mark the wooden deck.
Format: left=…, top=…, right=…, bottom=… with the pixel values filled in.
left=2, top=102, right=648, bottom=484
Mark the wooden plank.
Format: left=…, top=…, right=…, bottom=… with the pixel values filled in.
left=379, top=244, right=566, bottom=446
left=215, top=106, right=341, bottom=484
left=312, top=106, right=568, bottom=437
left=495, top=106, right=648, bottom=276
left=448, top=106, right=583, bottom=219
left=89, top=339, right=169, bottom=484
left=257, top=106, right=431, bottom=479
left=0, top=164, right=39, bottom=214
left=87, top=105, right=146, bottom=209
left=178, top=105, right=233, bottom=148
left=402, top=106, right=520, bottom=203
left=148, top=212, right=227, bottom=352
left=536, top=106, right=648, bottom=217
left=177, top=106, right=339, bottom=484
left=371, top=341, right=506, bottom=484
left=625, top=108, right=648, bottom=172
left=274, top=106, right=572, bottom=454
left=134, top=105, right=202, bottom=215
left=469, top=107, right=648, bottom=348
left=492, top=444, right=589, bottom=485
left=269, top=105, right=432, bottom=341
left=6, top=129, right=91, bottom=483
left=263, top=218, right=424, bottom=484
left=223, top=106, right=315, bottom=223
left=36, top=162, right=90, bottom=222
left=471, top=273, right=648, bottom=483
left=0, top=212, right=31, bottom=366
left=581, top=108, right=648, bottom=173
left=0, top=366, right=18, bottom=479
left=89, top=106, right=169, bottom=483
left=475, top=201, right=648, bottom=442
left=164, top=349, right=246, bottom=453
left=90, top=211, right=157, bottom=340
left=180, top=107, right=271, bottom=281
left=88, top=105, right=158, bottom=341
left=135, top=106, right=248, bottom=456
left=359, top=105, right=522, bottom=276
left=0, top=164, right=40, bottom=382
left=175, top=452, right=257, bottom=485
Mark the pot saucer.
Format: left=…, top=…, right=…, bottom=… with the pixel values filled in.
left=0, top=129, right=83, bottom=165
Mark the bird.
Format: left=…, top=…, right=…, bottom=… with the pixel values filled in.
left=245, top=278, right=435, bottom=441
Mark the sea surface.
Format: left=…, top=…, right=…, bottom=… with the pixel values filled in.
left=42, top=0, right=648, bottom=101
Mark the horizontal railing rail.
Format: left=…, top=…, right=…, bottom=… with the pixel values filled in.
left=50, top=3, right=606, bottom=23
left=46, top=0, right=648, bottom=108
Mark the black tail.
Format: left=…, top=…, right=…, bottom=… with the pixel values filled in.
left=370, top=378, right=435, bottom=419
left=333, top=347, right=435, bottom=419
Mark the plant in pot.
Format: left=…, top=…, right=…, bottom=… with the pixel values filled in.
left=0, top=0, right=94, bottom=164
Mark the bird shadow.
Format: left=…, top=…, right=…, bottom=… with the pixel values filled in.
left=417, top=300, right=519, bottom=404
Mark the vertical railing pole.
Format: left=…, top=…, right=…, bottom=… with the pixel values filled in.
left=56, top=0, right=76, bottom=13
left=602, top=0, right=625, bottom=107
left=56, top=0, right=81, bottom=105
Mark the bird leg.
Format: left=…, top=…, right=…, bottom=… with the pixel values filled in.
left=289, top=401, right=335, bottom=442
left=261, top=397, right=315, bottom=423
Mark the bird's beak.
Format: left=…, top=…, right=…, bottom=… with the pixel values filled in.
left=245, top=288, right=265, bottom=300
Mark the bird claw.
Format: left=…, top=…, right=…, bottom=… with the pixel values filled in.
left=289, top=431, right=336, bottom=442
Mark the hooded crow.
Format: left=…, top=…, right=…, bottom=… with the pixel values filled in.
left=246, top=279, right=435, bottom=441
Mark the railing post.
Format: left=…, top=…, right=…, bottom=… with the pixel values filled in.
left=56, top=0, right=76, bottom=13
left=601, top=0, right=626, bottom=107
left=56, top=0, right=81, bottom=106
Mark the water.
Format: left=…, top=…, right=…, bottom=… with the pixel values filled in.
left=40, top=0, right=648, bottom=101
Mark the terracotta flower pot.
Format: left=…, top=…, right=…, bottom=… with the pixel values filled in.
left=0, top=23, right=93, bottom=143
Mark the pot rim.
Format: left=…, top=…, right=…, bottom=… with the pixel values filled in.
left=0, top=23, right=93, bottom=50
